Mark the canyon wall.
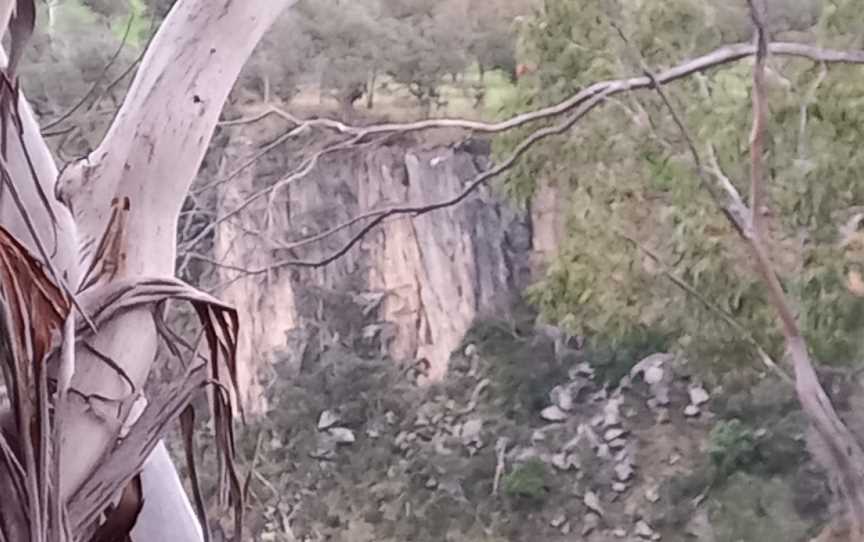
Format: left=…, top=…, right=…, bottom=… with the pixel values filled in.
left=213, top=115, right=541, bottom=412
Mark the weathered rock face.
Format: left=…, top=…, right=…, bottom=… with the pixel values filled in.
left=529, top=177, right=568, bottom=275
left=213, top=119, right=532, bottom=412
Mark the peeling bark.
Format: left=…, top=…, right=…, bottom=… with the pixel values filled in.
left=52, top=0, right=293, bottom=503
left=0, top=0, right=293, bottom=539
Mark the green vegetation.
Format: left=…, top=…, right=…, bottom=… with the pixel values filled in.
left=494, top=0, right=864, bottom=378
left=502, top=459, right=549, bottom=506
left=464, top=311, right=567, bottom=420
left=708, top=419, right=759, bottom=478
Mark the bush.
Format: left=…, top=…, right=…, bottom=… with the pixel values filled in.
left=502, top=459, right=549, bottom=507
left=709, top=419, right=758, bottom=479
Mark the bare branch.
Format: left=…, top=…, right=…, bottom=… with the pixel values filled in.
left=615, top=228, right=793, bottom=385
left=217, top=41, right=864, bottom=140
left=196, top=41, right=864, bottom=272
left=204, top=91, right=611, bottom=272
left=180, top=132, right=388, bottom=257
left=639, top=4, right=864, bottom=533
left=40, top=12, right=135, bottom=132
left=198, top=41, right=864, bottom=220
left=748, top=0, right=769, bottom=237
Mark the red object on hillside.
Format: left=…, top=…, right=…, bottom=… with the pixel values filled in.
left=515, top=63, right=538, bottom=79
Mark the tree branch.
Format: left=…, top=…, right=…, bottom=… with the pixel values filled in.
left=40, top=12, right=135, bottom=132
left=205, top=91, right=612, bottom=271
left=748, top=0, right=769, bottom=238
left=615, top=228, right=793, bottom=385
left=195, top=41, right=864, bottom=271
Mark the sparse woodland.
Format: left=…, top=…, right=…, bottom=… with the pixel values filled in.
left=2, top=0, right=864, bottom=541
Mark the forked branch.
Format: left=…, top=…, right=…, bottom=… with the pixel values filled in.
left=199, top=41, right=864, bottom=269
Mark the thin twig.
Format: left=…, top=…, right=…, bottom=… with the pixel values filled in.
left=40, top=13, right=135, bottom=132
left=748, top=0, right=769, bottom=237
left=192, top=41, right=864, bottom=204
left=196, top=41, right=864, bottom=272
left=223, top=40, right=864, bottom=139
left=615, top=228, right=792, bottom=384
left=207, top=91, right=612, bottom=271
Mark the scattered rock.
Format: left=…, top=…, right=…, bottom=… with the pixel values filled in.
left=309, top=447, right=336, bottom=460
left=645, top=486, right=660, bottom=503
left=644, top=365, right=665, bottom=385
left=654, top=386, right=671, bottom=406
left=384, top=411, right=397, bottom=425
left=584, top=491, right=604, bottom=516
left=631, top=352, right=673, bottom=381
left=551, top=452, right=580, bottom=471
left=425, top=476, right=438, bottom=489
left=618, top=375, right=633, bottom=390
left=609, top=438, right=628, bottom=450
left=318, top=410, right=340, bottom=430
left=460, top=418, right=483, bottom=443
left=329, top=427, right=356, bottom=444
left=604, top=397, right=623, bottom=427
left=597, top=444, right=612, bottom=459
left=604, top=428, right=627, bottom=441
left=582, top=513, right=601, bottom=536
left=541, top=405, right=569, bottom=422
left=613, top=527, right=627, bottom=538
left=684, top=404, right=701, bottom=417
left=612, top=482, right=628, bottom=493
left=514, top=447, right=539, bottom=463
left=464, top=343, right=478, bottom=357
left=689, top=385, right=710, bottom=406
left=655, top=409, right=670, bottom=424
left=550, top=385, right=574, bottom=411
left=615, top=462, right=634, bottom=482
left=561, top=521, right=571, bottom=534
left=550, top=514, right=567, bottom=528
left=669, top=452, right=681, bottom=465
left=574, top=362, right=595, bottom=378
left=634, top=520, right=655, bottom=539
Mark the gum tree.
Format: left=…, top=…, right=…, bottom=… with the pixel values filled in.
left=0, top=0, right=293, bottom=540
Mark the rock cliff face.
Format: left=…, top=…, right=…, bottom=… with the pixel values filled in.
left=213, top=117, right=533, bottom=412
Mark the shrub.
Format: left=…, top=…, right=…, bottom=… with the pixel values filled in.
left=502, top=459, right=549, bottom=507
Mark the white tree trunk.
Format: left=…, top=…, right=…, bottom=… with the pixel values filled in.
left=54, top=0, right=291, bottom=503
left=132, top=442, right=204, bottom=541
left=0, top=0, right=293, bottom=539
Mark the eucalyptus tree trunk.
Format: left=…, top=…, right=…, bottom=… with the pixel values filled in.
left=0, top=0, right=293, bottom=539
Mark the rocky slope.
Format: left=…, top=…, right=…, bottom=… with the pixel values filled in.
left=183, top=306, right=836, bottom=542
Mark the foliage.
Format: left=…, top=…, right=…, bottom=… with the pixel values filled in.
left=708, top=414, right=807, bottom=484
left=465, top=314, right=569, bottom=421
left=502, top=459, right=549, bottom=506
left=581, top=326, right=672, bottom=385
left=708, top=419, right=759, bottom=478
left=708, top=473, right=816, bottom=542
left=497, top=0, right=864, bottom=374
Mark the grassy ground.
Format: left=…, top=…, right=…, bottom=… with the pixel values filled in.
left=288, top=66, right=520, bottom=122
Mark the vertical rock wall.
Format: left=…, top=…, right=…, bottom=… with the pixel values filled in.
left=214, top=118, right=532, bottom=412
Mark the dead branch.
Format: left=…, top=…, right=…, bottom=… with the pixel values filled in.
left=199, top=91, right=612, bottom=272
left=192, top=41, right=864, bottom=272
left=614, top=228, right=793, bottom=385
left=639, top=2, right=864, bottom=534
left=215, top=41, right=864, bottom=143
left=748, top=0, right=769, bottom=238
